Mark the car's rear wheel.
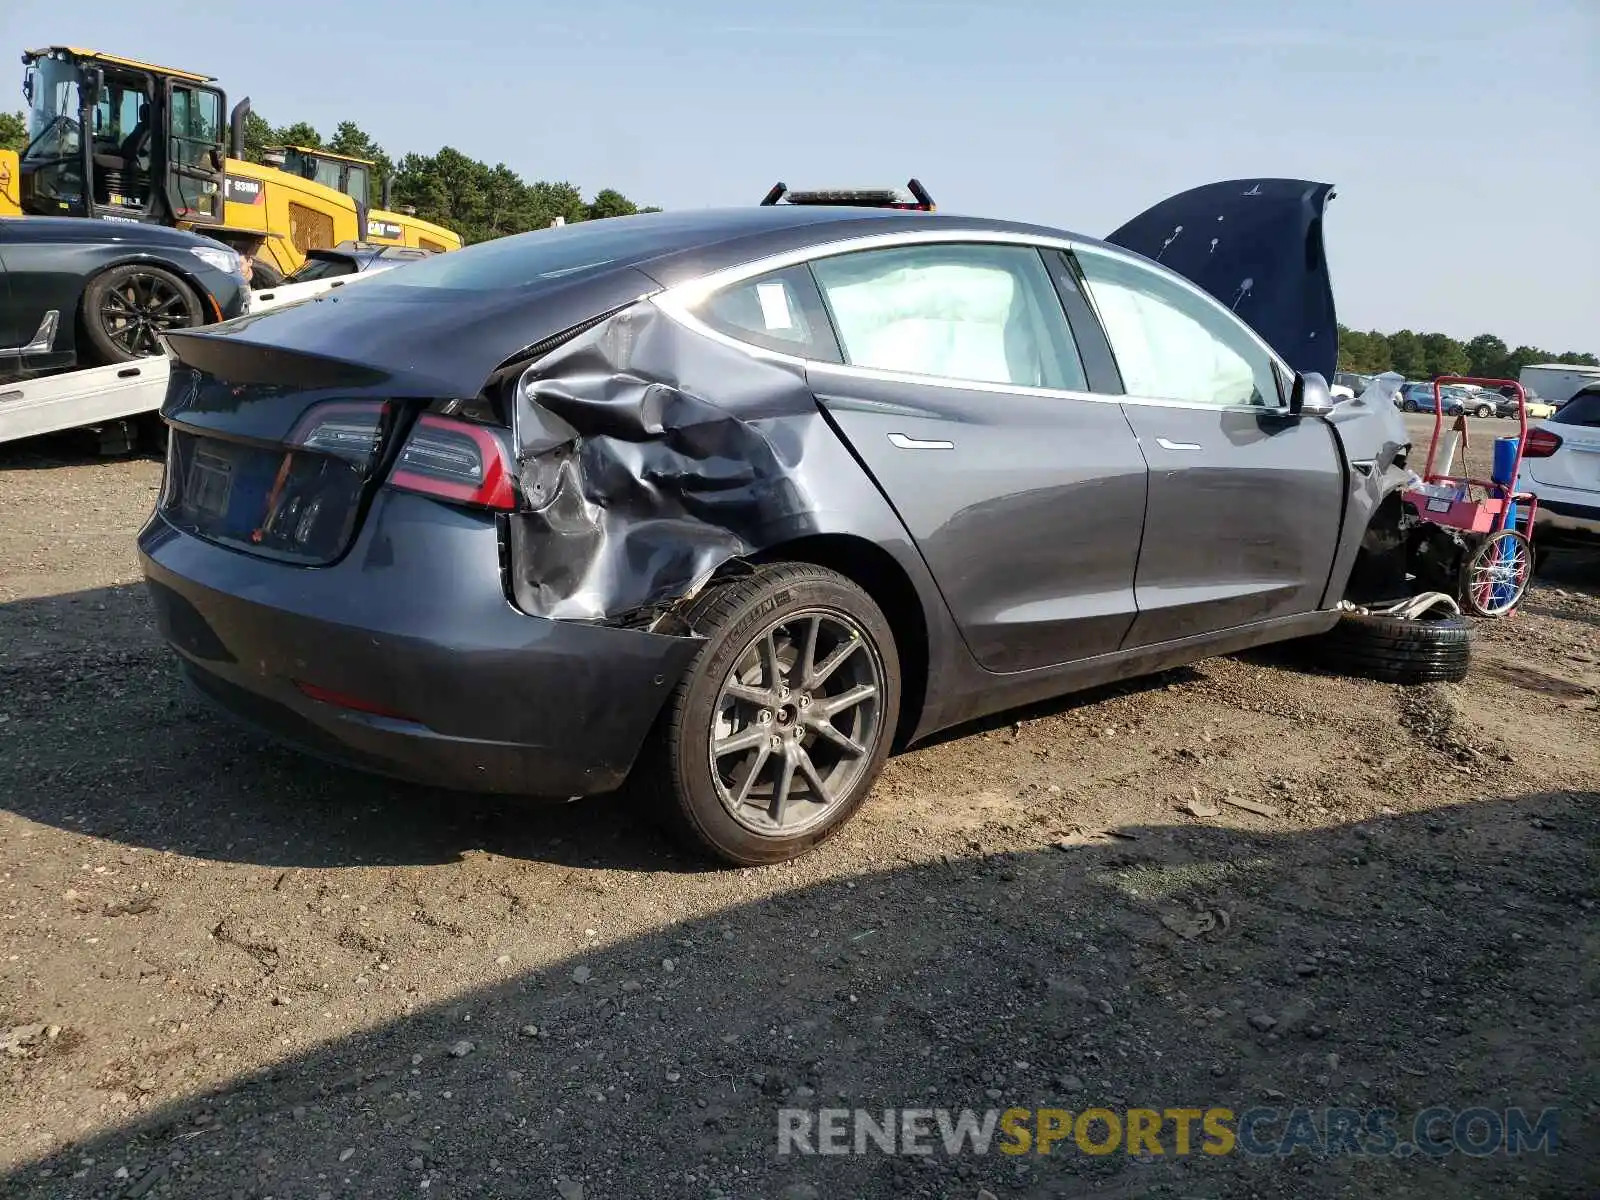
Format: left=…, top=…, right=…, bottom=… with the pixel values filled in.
left=1474, top=403, right=1493, bottom=418
left=640, top=562, right=900, bottom=866
left=81, top=264, right=204, bottom=364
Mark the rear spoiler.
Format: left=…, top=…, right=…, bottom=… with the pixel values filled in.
left=761, top=179, right=936, bottom=211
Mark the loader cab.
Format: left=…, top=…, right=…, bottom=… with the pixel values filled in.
left=278, top=146, right=373, bottom=209
left=17, top=46, right=226, bottom=227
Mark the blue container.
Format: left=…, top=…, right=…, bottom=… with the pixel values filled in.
left=1493, top=435, right=1520, bottom=486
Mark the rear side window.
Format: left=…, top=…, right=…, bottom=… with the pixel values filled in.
left=1551, top=389, right=1600, bottom=427
left=692, top=264, right=842, bottom=361
left=807, top=242, right=1087, bottom=390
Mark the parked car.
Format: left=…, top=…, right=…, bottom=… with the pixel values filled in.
left=1522, top=383, right=1600, bottom=556
left=138, top=178, right=1428, bottom=866
left=1398, top=382, right=1467, bottom=415
left=0, top=216, right=250, bottom=383
left=247, top=242, right=438, bottom=314
left=1491, top=386, right=1557, bottom=420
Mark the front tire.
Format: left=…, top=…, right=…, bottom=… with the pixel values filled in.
left=1402, top=399, right=1419, bottom=412
left=81, top=264, right=204, bottom=365
left=640, top=562, right=901, bottom=866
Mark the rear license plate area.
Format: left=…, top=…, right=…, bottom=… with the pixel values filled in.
left=162, top=430, right=368, bottom=564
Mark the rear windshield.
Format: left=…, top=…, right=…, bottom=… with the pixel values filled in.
left=287, top=255, right=358, bottom=283
left=352, top=213, right=712, bottom=294
left=1551, top=390, right=1600, bottom=427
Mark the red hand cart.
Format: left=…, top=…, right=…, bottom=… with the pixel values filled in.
left=1401, top=376, right=1538, bottom=618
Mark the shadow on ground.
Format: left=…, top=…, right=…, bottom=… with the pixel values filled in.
left=2, top=793, right=1595, bottom=1199
left=0, top=582, right=1196, bottom=873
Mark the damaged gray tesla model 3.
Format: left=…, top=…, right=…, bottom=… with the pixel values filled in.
left=138, top=179, right=1417, bottom=866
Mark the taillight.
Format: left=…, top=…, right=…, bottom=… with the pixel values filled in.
left=388, top=414, right=516, bottom=511
left=1523, top=428, right=1563, bottom=458
left=287, top=400, right=389, bottom=466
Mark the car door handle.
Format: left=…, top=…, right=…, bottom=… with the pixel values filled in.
left=1155, top=437, right=1203, bottom=451
left=888, top=433, right=955, bottom=450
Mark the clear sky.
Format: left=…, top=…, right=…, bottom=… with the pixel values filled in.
left=5, top=0, right=1595, bottom=352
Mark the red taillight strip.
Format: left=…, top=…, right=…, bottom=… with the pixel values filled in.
left=388, top=415, right=516, bottom=511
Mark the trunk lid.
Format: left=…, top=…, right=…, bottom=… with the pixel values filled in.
left=155, top=266, right=658, bottom=565
left=1106, top=178, right=1338, bottom=381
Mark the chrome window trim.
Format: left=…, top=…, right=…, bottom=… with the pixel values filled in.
left=649, top=226, right=1299, bottom=416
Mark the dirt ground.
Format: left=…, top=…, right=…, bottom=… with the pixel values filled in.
left=1, top=421, right=1596, bottom=1200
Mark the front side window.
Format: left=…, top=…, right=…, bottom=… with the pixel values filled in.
left=808, top=242, right=1086, bottom=390
left=691, top=264, right=840, bottom=361
left=1075, top=247, right=1281, bottom=408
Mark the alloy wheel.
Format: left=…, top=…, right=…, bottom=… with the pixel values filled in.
left=708, top=608, right=887, bottom=836
left=97, top=272, right=197, bottom=357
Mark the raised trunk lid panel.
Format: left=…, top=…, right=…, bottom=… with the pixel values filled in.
left=1106, top=178, right=1338, bottom=382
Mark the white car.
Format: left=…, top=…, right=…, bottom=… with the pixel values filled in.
left=1522, top=384, right=1600, bottom=559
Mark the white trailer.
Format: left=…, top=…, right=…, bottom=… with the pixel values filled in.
left=0, top=356, right=171, bottom=448
left=1519, top=363, right=1600, bottom=407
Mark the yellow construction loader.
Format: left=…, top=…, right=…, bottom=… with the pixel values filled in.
left=2, top=47, right=460, bottom=286
left=270, top=145, right=461, bottom=255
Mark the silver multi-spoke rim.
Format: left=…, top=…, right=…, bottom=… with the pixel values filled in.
left=708, top=608, right=885, bottom=836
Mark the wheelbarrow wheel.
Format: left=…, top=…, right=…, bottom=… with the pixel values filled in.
left=1459, top=528, right=1532, bottom=618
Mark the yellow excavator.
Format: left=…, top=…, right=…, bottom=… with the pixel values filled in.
left=0, top=47, right=461, bottom=286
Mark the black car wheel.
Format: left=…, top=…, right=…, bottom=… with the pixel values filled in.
left=1474, top=403, right=1493, bottom=418
left=1303, top=608, right=1470, bottom=685
left=641, top=562, right=900, bottom=866
left=248, top=257, right=284, bottom=289
left=82, top=264, right=204, bottom=364
left=1402, top=399, right=1419, bottom=412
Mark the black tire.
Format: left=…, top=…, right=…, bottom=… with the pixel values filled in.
left=1402, top=399, right=1419, bottom=413
left=1474, top=404, right=1493, bottom=418
left=638, top=562, right=901, bottom=866
left=248, top=258, right=284, bottom=290
left=81, top=264, right=204, bottom=365
left=1303, top=609, right=1471, bottom=685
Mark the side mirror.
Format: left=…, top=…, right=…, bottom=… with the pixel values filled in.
left=1291, top=371, right=1336, bottom=416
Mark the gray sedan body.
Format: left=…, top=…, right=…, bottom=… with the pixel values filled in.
left=137, top=179, right=1412, bottom=863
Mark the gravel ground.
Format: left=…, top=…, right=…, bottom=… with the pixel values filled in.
left=1, top=422, right=1597, bottom=1200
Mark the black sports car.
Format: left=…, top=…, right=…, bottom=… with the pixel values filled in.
left=0, top=216, right=250, bottom=383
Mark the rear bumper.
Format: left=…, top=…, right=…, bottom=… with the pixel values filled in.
left=137, top=490, right=704, bottom=796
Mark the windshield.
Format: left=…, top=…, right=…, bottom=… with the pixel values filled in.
left=283, top=149, right=344, bottom=193
left=286, top=254, right=359, bottom=283
left=22, top=58, right=82, bottom=161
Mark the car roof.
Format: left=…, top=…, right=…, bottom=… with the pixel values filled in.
left=405, top=204, right=1112, bottom=294
left=0, top=215, right=232, bottom=252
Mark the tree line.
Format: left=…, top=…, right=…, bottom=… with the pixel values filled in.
left=6, top=108, right=1598, bottom=370
left=1, top=108, right=652, bottom=242
left=1337, top=324, right=1594, bottom=382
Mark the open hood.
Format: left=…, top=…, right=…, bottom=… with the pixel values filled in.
left=1106, top=179, right=1338, bottom=381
